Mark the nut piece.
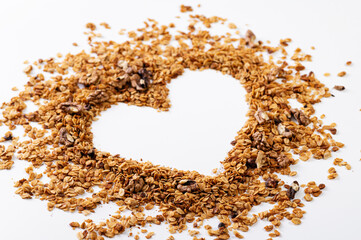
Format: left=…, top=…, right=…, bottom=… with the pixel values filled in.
left=59, top=102, right=84, bottom=114
left=290, top=108, right=310, bottom=126
left=255, top=150, right=266, bottom=168
left=125, top=175, right=145, bottom=193
left=333, top=85, right=345, bottom=91
left=286, top=181, right=300, bottom=200
left=277, top=124, right=293, bottom=138
left=177, top=180, right=198, bottom=193
left=130, top=68, right=152, bottom=91
left=277, top=154, right=290, bottom=168
left=79, top=71, right=100, bottom=86
left=245, top=30, right=256, bottom=46
left=254, top=109, right=269, bottom=124
left=86, top=90, right=109, bottom=104
left=59, top=127, right=75, bottom=147
left=265, top=178, right=278, bottom=188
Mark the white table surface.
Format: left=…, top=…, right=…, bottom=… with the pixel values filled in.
left=0, top=0, right=360, bottom=239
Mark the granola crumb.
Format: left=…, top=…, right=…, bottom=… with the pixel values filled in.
left=86, top=22, right=96, bottom=31
left=337, top=71, right=346, bottom=77
left=180, top=5, right=193, bottom=13
left=333, top=85, right=345, bottom=91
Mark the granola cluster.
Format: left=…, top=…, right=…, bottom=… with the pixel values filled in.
left=0, top=7, right=346, bottom=240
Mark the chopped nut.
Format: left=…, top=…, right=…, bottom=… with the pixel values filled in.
left=291, top=108, right=310, bottom=126
left=177, top=180, right=198, bottom=193
left=254, top=109, right=269, bottom=124
left=59, top=102, right=84, bottom=114
left=256, top=150, right=266, bottom=168
left=286, top=181, right=300, bottom=200
left=59, top=127, right=75, bottom=146
left=245, top=30, right=256, bottom=46
left=265, top=178, right=278, bottom=188
left=86, top=90, right=109, bottom=104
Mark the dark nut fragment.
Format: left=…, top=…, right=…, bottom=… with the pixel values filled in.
left=79, top=71, right=100, bottom=86
left=251, top=131, right=270, bottom=150
left=290, top=108, right=310, bottom=126
left=130, top=68, right=152, bottom=91
left=59, top=102, right=84, bottom=114
left=277, top=124, right=293, bottom=138
left=218, top=222, right=226, bottom=229
left=3, top=131, right=13, bottom=141
left=246, top=158, right=257, bottom=168
left=333, top=85, right=345, bottom=91
left=328, top=128, right=337, bottom=135
left=254, top=109, right=269, bottom=124
left=86, top=90, right=109, bottom=104
left=125, top=175, right=145, bottom=193
left=245, top=30, right=256, bottom=46
left=286, top=181, right=300, bottom=200
left=177, top=180, right=198, bottom=193
left=265, top=178, right=279, bottom=188
left=59, top=127, right=75, bottom=147
left=277, top=154, right=290, bottom=168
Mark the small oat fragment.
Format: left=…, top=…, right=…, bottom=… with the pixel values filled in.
left=145, top=232, right=155, bottom=239
left=233, top=230, right=244, bottom=239
left=228, top=23, right=237, bottom=29
left=72, top=42, right=78, bottom=46
left=70, top=222, right=80, bottom=228
left=23, top=65, right=33, bottom=74
left=323, top=73, right=330, bottom=77
left=11, top=87, right=18, bottom=91
left=337, top=71, right=346, bottom=77
left=333, top=85, right=345, bottom=91
left=346, top=61, right=352, bottom=66
left=304, top=194, right=313, bottom=201
left=180, top=5, right=193, bottom=13
left=100, top=22, right=111, bottom=29
left=86, top=22, right=96, bottom=31
left=291, top=218, right=301, bottom=225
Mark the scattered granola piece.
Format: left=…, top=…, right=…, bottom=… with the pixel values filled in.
left=180, top=5, right=193, bottom=13
left=337, top=71, right=346, bottom=77
left=286, top=181, right=300, bottom=200
left=333, top=85, right=345, bottom=91
left=86, top=22, right=96, bottom=31
left=23, top=65, right=33, bottom=74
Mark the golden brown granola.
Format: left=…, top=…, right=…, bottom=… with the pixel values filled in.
left=0, top=7, right=346, bottom=240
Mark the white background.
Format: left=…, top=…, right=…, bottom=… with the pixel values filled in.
left=0, top=0, right=360, bottom=239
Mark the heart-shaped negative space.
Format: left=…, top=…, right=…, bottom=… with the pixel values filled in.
left=92, top=70, right=248, bottom=175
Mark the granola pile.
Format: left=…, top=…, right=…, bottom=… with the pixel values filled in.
left=0, top=6, right=346, bottom=240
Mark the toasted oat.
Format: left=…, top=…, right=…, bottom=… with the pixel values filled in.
left=337, top=71, right=346, bottom=77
